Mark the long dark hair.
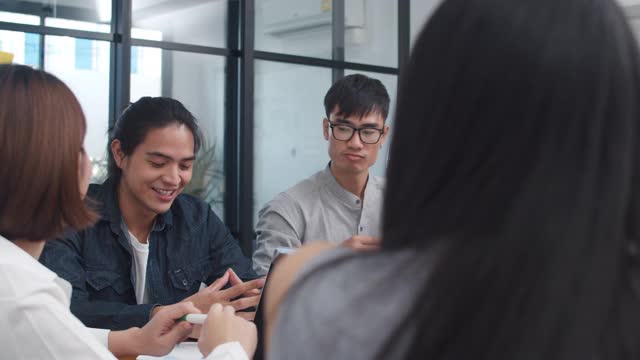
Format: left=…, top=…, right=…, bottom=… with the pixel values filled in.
left=382, top=0, right=640, bottom=358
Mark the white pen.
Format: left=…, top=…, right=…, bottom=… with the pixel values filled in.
left=177, top=314, right=207, bottom=324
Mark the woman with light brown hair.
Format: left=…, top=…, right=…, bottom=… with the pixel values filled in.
left=0, top=64, right=201, bottom=359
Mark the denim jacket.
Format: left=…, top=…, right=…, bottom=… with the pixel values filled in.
left=40, top=178, right=257, bottom=330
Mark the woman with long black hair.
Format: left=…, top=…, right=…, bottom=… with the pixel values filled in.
left=255, top=0, right=640, bottom=358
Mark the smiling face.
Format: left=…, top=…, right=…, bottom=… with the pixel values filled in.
left=112, top=123, right=195, bottom=219
left=323, top=107, right=389, bottom=177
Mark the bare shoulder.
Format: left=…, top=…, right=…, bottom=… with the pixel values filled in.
left=264, top=242, right=335, bottom=347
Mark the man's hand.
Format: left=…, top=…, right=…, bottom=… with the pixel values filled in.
left=342, top=235, right=381, bottom=251
left=198, top=303, right=257, bottom=359
left=181, top=269, right=265, bottom=317
left=228, top=268, right=261, bottom=298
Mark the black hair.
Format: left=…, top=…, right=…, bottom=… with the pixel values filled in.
left=107, top=96, right=202, bottom=182
left=323, top=73, right=390, bottom=121
left=381, top=0, right=640, bottom=358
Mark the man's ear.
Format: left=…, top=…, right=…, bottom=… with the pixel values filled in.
left=380, top=125, right=390, bottom=147
left=323, top=118, right=330, bottom=141
left=110, top=139, right=126, bottom=169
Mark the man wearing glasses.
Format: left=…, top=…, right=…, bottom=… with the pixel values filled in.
left=252, top=74, right=390, bottom=275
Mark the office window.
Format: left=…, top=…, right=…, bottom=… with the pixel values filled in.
left=253, top=60, right=333, bottom=218
left=255, top=0, right=332, bottom=59
left=132, top=0, right=227, bottom=47
left=34, top=1, right=112, bottom=32
left=130, top=46, right=161, bottom=97
left=0, top=0, right=408, bottom=251
left=74, top=38, right=94, bottom=70
left=0, top=30, right=39, bottom=67
left=45, top=18, right=111, bottom=33
left=131, top=48, right=227, bottom=218
left=344, top=0, right=398, bottom=67
left=131, top=46, right=139, bottom=74
left=0, top=11, right=39, bottom=25
left=23, top=32, right=39, bottom=66
left=44, top=36, right=110, bottom=182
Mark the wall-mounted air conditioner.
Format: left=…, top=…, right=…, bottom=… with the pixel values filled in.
left=262, top=0, right=364, bottom=36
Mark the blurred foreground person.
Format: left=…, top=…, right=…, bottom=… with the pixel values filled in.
left=260, top=0, right=640, bottom=359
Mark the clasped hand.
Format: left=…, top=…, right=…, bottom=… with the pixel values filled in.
left=182, top=268, right=265, bottom=321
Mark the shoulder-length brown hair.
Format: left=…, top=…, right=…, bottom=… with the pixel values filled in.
left=0, top=64, right=96, bottom=241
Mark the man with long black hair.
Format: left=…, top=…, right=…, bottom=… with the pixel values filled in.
left=41, top=97, right=262, bottom=331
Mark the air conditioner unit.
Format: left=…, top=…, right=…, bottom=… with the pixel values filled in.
left=262, top=0, right=364, bottom=36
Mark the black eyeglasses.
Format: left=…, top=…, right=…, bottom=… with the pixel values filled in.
left=328, top=120, right=385, bottom=144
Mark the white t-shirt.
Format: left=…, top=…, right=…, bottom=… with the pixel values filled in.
left=121, top=220, right=150, bottom=304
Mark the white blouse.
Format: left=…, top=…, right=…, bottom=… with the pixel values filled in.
left=0, top=235, right=115, bottom=359
left=0, top=235, right=249, bottom=360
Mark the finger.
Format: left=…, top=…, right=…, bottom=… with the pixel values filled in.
left=230, top=295, right=261, bottom=310
left=221, top=278, right=265, bottom=299
left=181, top=330, right=194, bottom=342
left=162, top=301, right=201, bottom=321
left=351, top=245, right=379, bottom=252
left=356, top=243, right=381, bottom=251
left=208, top=303, right=224, bottom=315
left=228, top=268, right=244, bottom=286
left=244, top=288, right=262, bottom=297
left=342, top=238, right=359, bottom=249
left=223, top=305, right=236, bottom=315
left=181, top=301, right=202, bottom=314
left=357, top=236, right=381, bottom=246
left=207, top=271, right=231, bottom=292
left=189, top=324, right=201, bottom=340
left=162, top=319, right=195, bottom=346
left=236, top=311, right=256, bottom=321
